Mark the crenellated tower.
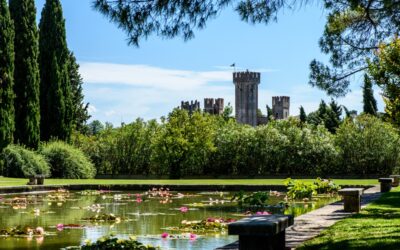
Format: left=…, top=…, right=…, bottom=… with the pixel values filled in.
left=233, top=70, right=260, bottom=126
left=272, top=96, right=290, bottom=119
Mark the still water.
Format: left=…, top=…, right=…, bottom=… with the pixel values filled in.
left=0, top=189, right=338, bottom=249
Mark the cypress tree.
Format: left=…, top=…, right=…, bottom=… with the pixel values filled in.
left=39, top=0, right=72, bottom=141
left=9, top=0, right=40, bottom=149
left=299, top=106, right=307, bottom=123
left=68, top=52, right=90, bottom=133
left=0, top=0, right=15, bottom=150
left=363, top=74, right=377, bottom=116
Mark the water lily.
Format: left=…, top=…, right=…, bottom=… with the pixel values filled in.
left=56, top=224, right=64, bottom=231
left=161, top=232, right=169, bottom=238
left=189, top=233, right=197, bottom=240
left=136, top=197, right=143, bottom=203
left=179, top=207, right=188, bottom=213
left=256, top=211, right=271, bottom=215
left=35, top=227, right=44, bottom=235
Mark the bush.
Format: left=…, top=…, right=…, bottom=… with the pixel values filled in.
left=41, top=141, right=95, bottom=179
left=335, top=115, right=400, bottom=175
left=1, top=145, right=50, bottom=177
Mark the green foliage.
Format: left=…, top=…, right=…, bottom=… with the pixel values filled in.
left=284, top=178, right=317, bottom=200
left=9, top=0, right=40, bottom=149
left=313, top=177, right=340, bottom=194
left=299, top=106, right=307, bottom=123
left=0, top=0, right=15, bottom=150
left=368, top=38, right=400, bottom=128
left=41, top=141, right=95, bottom=179
left=362, top=74, right=377, bottom=116
left=151, top=109, right=216, bottom=178
left=231, top=191, right=269, bottom=208
left=335, top=114, right=400, bottom=175
left=80, top=235, right=159, bottom=250
left=39, top=0, right=72, bottom=142
left=1, top=145, right=50, bottom=177
left=68, top=52, right=90, bottom=133
left=87, top=120, right=104, bottom=136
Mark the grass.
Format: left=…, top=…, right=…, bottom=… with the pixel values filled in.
left=298, top=187, right=400, bottom=250
left=0, top=177, right=378, bottom=187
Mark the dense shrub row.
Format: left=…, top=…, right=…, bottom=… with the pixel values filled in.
left=0, top=142, right=95, bottom=179
left=72, top=110, right=400, bottom=178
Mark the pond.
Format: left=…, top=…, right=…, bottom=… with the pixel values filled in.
left=0, top=189, right=338, bottom=250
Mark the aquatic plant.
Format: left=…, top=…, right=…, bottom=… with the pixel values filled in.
left=77, top=235, right=160, bottom=250
left=231, top=191, right=270, bottom=208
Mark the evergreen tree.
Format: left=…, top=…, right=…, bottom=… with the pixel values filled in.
left=39, top=0, right=72, bottom=141
left=0, top=0, right=15, bottom=150
left=9, top=0, right=40, bottom=149
left=299, top=106, right=306, bottom=123
left=68, top=52, right=90, bottom=133
left=266, top=105, right=273, bottom=118
left=362, top=74, right=377, bottom=116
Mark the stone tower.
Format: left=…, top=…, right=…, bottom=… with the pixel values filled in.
left=181, top=100, right=200, bottom=115
left=204, top=98, right=224, bottom=115
left=233, top=70, right=260, bottom=126
left=272, top=96, right=290, bottom=119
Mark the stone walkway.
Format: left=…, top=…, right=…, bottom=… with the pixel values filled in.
left=216, top=185, right=381, bottom=250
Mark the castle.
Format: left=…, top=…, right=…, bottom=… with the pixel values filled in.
left=181, top=70, right=290, bottom=126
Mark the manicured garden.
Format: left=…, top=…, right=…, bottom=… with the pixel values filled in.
left=299, top=187, right=400, bottom=250
left=0, top=177, right=378, bottom=187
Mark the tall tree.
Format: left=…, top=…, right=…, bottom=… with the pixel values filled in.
left=9, top=0, right=40, bottom=149
left=39, top=0, right=72, bottom=141
left=299, top=106, right=307, bottom=123
left=68, top=52, right=90, bottom=133
left=362, top=74, right=377, bottom=116
left=0, top=0, right=15, bottom=150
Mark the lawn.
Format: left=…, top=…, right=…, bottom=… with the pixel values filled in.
left=299, top=187, right=400, bottom=250
left=0, top=177, right=378, bottom=187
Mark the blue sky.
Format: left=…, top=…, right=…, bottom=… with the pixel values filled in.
left=34, top=0, right=384, bottom=125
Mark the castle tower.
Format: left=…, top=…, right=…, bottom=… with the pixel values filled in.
left=204, top=98, right=224, bottom=115
left=181, top=100, right=200, bottom=115
left=233, top=70, right=260, bottom=126
left=272, top=96, right=290, bottom=119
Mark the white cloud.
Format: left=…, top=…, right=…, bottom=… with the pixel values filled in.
left=81, top=62, right=385, bottom=125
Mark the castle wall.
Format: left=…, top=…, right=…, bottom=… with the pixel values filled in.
left=272, top=96, right=290, bottom=119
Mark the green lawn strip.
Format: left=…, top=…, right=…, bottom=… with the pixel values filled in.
left=0, top=177, right=378, bottom=187
left=298, top=187, right=400, bottom=250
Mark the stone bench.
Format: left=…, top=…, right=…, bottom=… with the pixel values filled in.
left=338, top=188, right=363, bottom=212
left=228, top=215, right=294, bottom=250
left=379, top=178, right=393, bottom=192
left=389, top=175, right=400, bottom=187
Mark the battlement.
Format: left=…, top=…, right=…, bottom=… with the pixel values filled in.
left=272, top=96, right=290, bottom=108
left=204, top=98, right=224, bottom=115
left=181, top=100, right=200, bottom=114
left=233, top=70, right=260, bottom=84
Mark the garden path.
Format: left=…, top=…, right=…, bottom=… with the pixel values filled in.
left=216, top=185, right=381, bottom=250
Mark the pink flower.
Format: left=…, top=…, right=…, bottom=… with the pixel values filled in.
left=56, top=224, right=64, bottom=231
left=256, top=211, right=271, bottom=215
left=161, top=232, right=169, bottom=238
left=35, top=227, right=44, bottom=235
left=189, top=233, right=197, bottom=240
left=179, top=207, right=188, bottom=213
left=136, top=197, right=143, bottom=203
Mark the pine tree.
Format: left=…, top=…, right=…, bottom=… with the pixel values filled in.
left=299, top=106, right=307, bottom=123
left=9, top=0, right=40, bottom=149
left=0, top=0, right=15, bottom=150
left=39, top=0, right=72, bottom=141
left=68, top=52, right=90, bottom=133
left=363, top=74, right=377, bottom=116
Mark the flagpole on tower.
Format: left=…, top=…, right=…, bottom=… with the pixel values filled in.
left=230, top=63, right=236, bottom=72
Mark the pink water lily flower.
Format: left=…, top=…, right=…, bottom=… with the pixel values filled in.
left=256, top=211, right=271, bottom=215
left=179, top=206, right=188, bottom=213
left=161, top=232, right=169, bottom=238
left=136, top=197, right=143, bottom=203
left=56, top=224, right=64, bottom=231
left=189, top=233, right=197, bottom=240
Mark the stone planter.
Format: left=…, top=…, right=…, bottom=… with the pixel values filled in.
left=389, top=175, right=400, bottom=187
left=27, top=175, right=37, bottom=185
left=228, top=215, right=294, bottom=250
left=35, top=175, right=45, bottom=185
left=379, top=178, right=393, bottom=193
left=338, top=188, right=363, bottom=213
